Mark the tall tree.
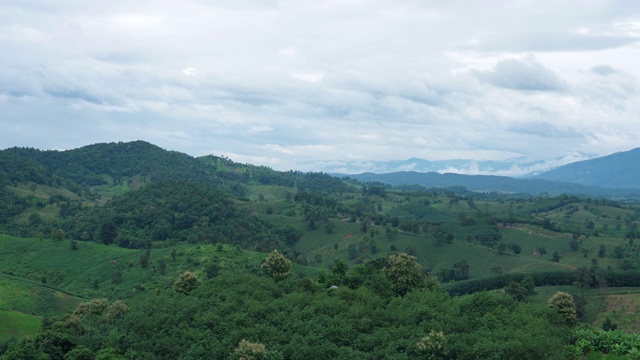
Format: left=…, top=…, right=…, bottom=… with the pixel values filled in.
left=173, top=271, right=202, bottom=295
left=548, top=291, right=578, bottom=325
left=574, top=266, right=591, bottom=295
left=98, top=220, right=117, bottom=245
left=383, top=253, right=425, bottom=296
left=261, top=250, right=292, bottom=282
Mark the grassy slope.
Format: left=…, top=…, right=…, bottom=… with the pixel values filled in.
left=0, top=233, right=317, bottom=339
left=0, top=310, right=41, bottom=342
left=5, top=162, right=640, bottom=342
left=0, top=234, right=287, bottom=298
left=532, top=285, right=640, bottom=334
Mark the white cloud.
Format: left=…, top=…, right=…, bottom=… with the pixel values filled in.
left=182, top=68, right=199, bottom=76
left=0, top=0, right=639, bottom=174
left=292, top=73, right=324, bottom=83
left=476, top=56, right=567, bottom=91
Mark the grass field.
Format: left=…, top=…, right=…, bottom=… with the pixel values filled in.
left=290, top=219, right=583, bottom=278
left=0, top=276, right=83, bottom=316
left=0, top=273, right=83, bottom=341
left=531, top=285, right=640, bottom=333
left=592, top=292, right=640, bottom=334
left=0, top=310, right=41, bottom=342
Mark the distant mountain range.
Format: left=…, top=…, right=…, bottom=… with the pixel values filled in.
left=2, top=141, right=639, bottom=199
left=337, top=147, right=640, bottom=198
left=302, top=154, right=593, bottom=177
left=532, top=147, right=640, bottom=189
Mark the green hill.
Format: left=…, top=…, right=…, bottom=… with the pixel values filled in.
left=4, top=141, right=640, bottom=358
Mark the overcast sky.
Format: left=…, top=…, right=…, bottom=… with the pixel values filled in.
left=1, top=1, right=639, bottom=175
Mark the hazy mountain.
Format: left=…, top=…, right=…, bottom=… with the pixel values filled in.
left=533, top=147, right=640, bottom=189
left=302, top=154, right=592, bottom=177
left=342, top=171, right=640, bottom=198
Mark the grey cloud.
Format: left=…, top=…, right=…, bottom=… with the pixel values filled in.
left=475, top=32, right=639, bottom=52
left=43, top=85, right=104, bottom=104
left=476, top=58, right=566, bottom=91
left=93, top=52, right=147, bottom=65
left=506, top=121, right=582, bottom=139
left=591, top=65, right=617, bottom=76
left=2, top=1, right=640, bottom=174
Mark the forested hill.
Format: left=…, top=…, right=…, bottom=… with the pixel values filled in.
left=0, top=141, right=349, bottom=197
left=1, top=141, right=221, bottom=188
left=52, top=180, right=300, bottom=251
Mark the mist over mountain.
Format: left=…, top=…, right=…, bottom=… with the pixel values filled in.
left=533, top=147, right=640, bottom=189
left=338, top=147, right=640, bottom=198
left=304, top=153, right=593, bottom=177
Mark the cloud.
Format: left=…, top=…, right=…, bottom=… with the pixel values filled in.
left=475, top=31, right=640, bottom=52
left=591, top=65, right=617, bottom=76
left=476, top=56, right=566, bottom=91
left=1, top=1, right=640, bottom=175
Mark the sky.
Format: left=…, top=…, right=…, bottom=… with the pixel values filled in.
left=1, top=1, right=639, bottom=175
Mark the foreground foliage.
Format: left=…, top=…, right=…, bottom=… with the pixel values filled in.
left=567, top=327, right=640, bottom=359
left=1, top=271, right=572, bottom=360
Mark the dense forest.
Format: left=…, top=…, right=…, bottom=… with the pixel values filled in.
left=2, top=141, right=640, bottom=359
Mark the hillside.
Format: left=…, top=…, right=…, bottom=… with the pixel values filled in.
left=3, top=141, right=640, bottom=358
left=535, top=147, right=640, bottom=189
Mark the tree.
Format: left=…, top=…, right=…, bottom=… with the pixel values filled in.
left=230, top=339, right=283, bottom=360
left=261, top=250, right=291, bottom=281
left=204, top=261, right=220, bottom=279
left=347, top=244, right=357, bottom=260
left=613, top=245, right=624, bottom=258
left=574, top=266, right=591, bottom=295
left=98, top=220, right=117, bottom=245
left=521, top=276, right=536, bottom=297
left=324, top=221, right=336, bottom=234
left=454, top=260, right=470, bottom=280
left=173, top=271, right=202, bottom=295
left=231, top=339, right=266, bottom=360
left=140, top=250, right=150, bottom=268
left=505, top=276, right=536, bottom=301
left=598, top=244, right=606, bottom=258
left=569, top=239, right=580, bottom=251
left=602, top=317, right=618, bottom=331
left=52, top=228, right=65, bottom=241
left=28, top=212, right=42, bottom=226
left=0, top=338, right=49, bottom=360
left=415, top=330, right=448, bottom=360
left=497, top=243, right=506, bottom=255
left=511, top=243, right=522, bottom=255
left=62, top=346, right=94, bottom=360
left=383, top=253, right=425, bottom=296
left=157, top=258, right=168, bottom=274
left=547, top=291, right=578, bottom=324
left=505, top=281, right=526, bottom=301
left=551, top=251, right=561, bottom=263
left=111, top=270, right=122, bottom=284
left=573, top=294, right=588, bottom=319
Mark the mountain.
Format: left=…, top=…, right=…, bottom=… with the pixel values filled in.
left=303, top=157, right=542, bottom=176
left=534, top=147, right=640, bottom=189
left=1, top=140, right=222, bottom=187
left=342, top=171, right=640, bottom=198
